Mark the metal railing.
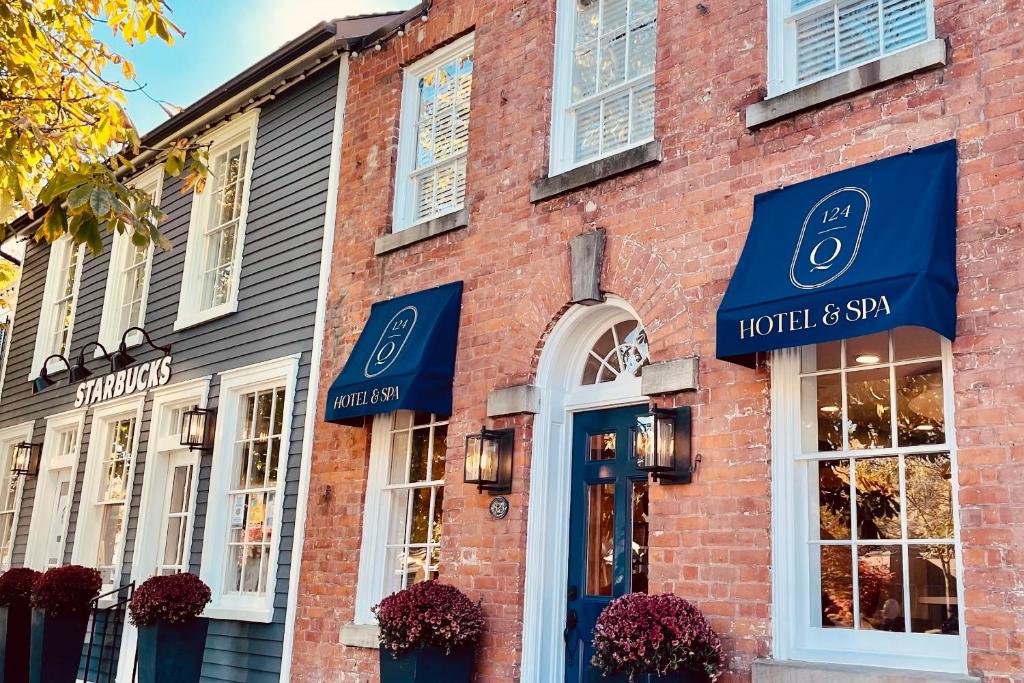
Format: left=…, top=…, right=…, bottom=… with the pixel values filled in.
left=82, top=582, right=136, bottom=683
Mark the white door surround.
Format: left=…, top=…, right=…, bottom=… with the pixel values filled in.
left=520, top=297, right=649, bottom=683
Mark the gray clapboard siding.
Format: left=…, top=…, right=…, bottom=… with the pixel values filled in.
left=0, top=63, right=339, bottom=682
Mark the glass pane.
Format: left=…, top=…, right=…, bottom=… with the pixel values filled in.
left=431, top=487, right=444, bottom=546
left=846, top=332, right=889, bottom=366
left=255, top=391, right=273, bottom=438
left=800, top=340, right=841, bottom=372
left=893, top=326, right=942, bottom=361
left=589, top=432, right=616, bottom=461
left=574, top=101, right=601, bottom=162
left=414, top=411, right=432, bottom=426
left=858, top=545, right=904, bottom=631
left=817, top=460, right=851, bottom=540
left=896, top=361, right=945, bottom=446
left=601, top=91, right=630, bottom=151
left=628, top=18, right=657, bottom=78
left=573, top=45, right=597, bottom=101
left=847, top=368, right=892, bottom=449
left=394, top=411, right=414, bottom=430
left=575, top=0, right=600, bottom=44
left=409, top=488, right=431, bottom=544
left=909, top=545, right=959, bottom=634
left=404, top=547, right=429, bottom=586
left=818, top=545, right=853, bottom=628
left=429, top=425, right=447, bottom=481
left=905, top=453, right=953, bottom=539
left=388, top=431, right=410, bottom=485
left=267, top=438, right=281, bottom=486
left=162, top=517, right=183, bottom=565
left=383, top=547, right=403, bottom=595
left=248, top=441, right=269, bottom=489
left=168, top=466, right=190, bottom=513
left=631, top=481, right=649, bottom=593
left=237, top=442, right=252, bottom=489
left=582, top=354, right=602, bottom=385
left=409, top=428, right=430, bottom=483
left=586, top=483, right=615, bottom=596
left=96, top=504, right=125, bottom=571
left=855, top=457, right=901, bottom=540
left=801, top=373, right=843, bottom=452
left=387, top=490, right=411, bottom=547
left=241, top=546, right=263, bottom=593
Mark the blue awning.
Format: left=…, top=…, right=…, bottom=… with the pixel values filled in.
left=717, top=140, right=958, bottom=367
left=325, top=281, right=463, bottom=425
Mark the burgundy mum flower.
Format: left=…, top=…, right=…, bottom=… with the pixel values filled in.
left=0, top=567, right=42, bottom=607
left=31, top=565, right=102, bottom=616
left=372, top=580, right=485, bottom=657
left=591, top=593, right=725, bottom=682
left=129, top=573, right=212, bottom=627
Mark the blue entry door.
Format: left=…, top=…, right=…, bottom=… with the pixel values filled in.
left=564, top=405, right=651, bottom=683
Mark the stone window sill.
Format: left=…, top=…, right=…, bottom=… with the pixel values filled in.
left=530, top=140, right=663, bottom=203
left=375, top=208, right=469, bottom=256
left=340, top=623, right=380, bottom=649
left=746, top=39, right=948, bottom=128
left=752, top=660, right=978, bottom=683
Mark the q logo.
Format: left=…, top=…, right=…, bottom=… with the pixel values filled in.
left=790, top=186, right=870, bottom=290
left=364, top=306, right=418, bottom=378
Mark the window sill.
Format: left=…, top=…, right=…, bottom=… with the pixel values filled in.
left=173, top=301, right=238, bottom=332
left=746, top=39, right=947, bottom=128
left=531, top=140, right=663, bottom=203
left=202, top=604, right=274, bottom=623
left=340, top=623, right=380, bottom=649
left=752, top=660, right=977, bottom=683
left=376, top=209, right=469, bottom=256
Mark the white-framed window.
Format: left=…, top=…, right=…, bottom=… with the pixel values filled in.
left=392, top=34, right=475, bottom=232
left=549, top=0, right=658, bottom=175
left=30, top=236, right=85, bottom=378
left=0, top=422, right=34, bottom=570
left=768, top=0, right=935, bottom=97
left=354, top=411, right=449, bottom=623
left=175, top=111, right=258, bottom=330
left=771, top=327, right=966, bottom=674
left=200, top=356, right=297, bottom=622
left=97, top=167, right=161, bottom=353
left=71, top=397, right=144, bottom=590
left=24, top=409, right=86, bottom=570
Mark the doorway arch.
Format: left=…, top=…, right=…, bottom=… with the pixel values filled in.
left=520, top=297, right=650, bottom=682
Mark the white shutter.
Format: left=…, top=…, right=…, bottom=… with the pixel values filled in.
left=882, top=0, right=928, bottom=51
left=796, top=8, right=837, bottom=82
left=837, top=0, right=880, bottom=68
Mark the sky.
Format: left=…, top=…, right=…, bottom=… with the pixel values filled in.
left=116, top=1, right=415, bottom=135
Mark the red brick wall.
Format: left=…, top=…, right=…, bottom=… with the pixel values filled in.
left=291, top=0, right=1024, bottom=680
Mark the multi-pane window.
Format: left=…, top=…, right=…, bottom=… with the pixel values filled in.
left=777, top=0, right=932, bottom=93
left=394, top=35, right=474, bottom=230
left=581, top=319, right=650, bottom=385
left=381, top=412, right=448, bottom=594
left=799, top=328, right=959, bottom=636
left=94, top=417, right=136, bottom=586
left=0, top=443, right=21, bottom=567
left=225, top=386, right=285, bottom=595
left=554, top=0, right=657, bottom=172
left=34, top=238, right=83, bottom=374
left=157, top=460, right=194, bottom=576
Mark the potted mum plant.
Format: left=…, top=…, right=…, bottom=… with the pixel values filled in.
left=0, top=568, right=41, bottom=683
left=591, top=593, right=725, bottom=683
left=129, top=573, right=212, bottom=683
left=373, top=580, right=485, bottom=683
left=29, top=565, right=102, bottom=683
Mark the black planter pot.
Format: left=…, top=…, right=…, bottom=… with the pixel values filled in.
left=0, top=603, right=32, bottom=683
left=136, top=617, right=210, bottom=683
left=379, top=644, right=474, bottom=683
left=28, top=609, right=90, bottom=683
left=641, top=669, right=712, bottom=683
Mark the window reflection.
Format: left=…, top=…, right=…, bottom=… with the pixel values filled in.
left=631, top=482, right=649, bottom=593
left=586, top=483, right=615, bottom=596
left=847, top=368, right=891, bottom=449
left=855, top=457, right=901, bottom=540
left=590, top=432, right=616, bottom=461
left=909, top=545, right=959, bottom=634
left=818, top=545, right=853, bottom=628
left=896, top=361, right=945, bottom=446
left=858, top=545, right=904, bottom=631
left=817, top=460, right=851, bottom=540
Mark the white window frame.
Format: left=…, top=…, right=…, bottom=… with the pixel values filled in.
left=24, top=408, right=86, bottom=569
left=0, top=422, right=34, bottom=570
left=548, top=0, right=658, bottom=176
left=767, top=0, right=936, bottom=98
left=29, top=236, right=85, bottom=379
left=70, top=395, right=145, bottom=594
left=392, top=33, right=475, bottom=233
left=770, top=336, right=967, bottom=674
left=175, top=111, right=259, bottom=331
left=97, top=167, right=161, bottom=355
left=353, top=411, right=450, bottom=624
left=199, top=355, right=298, bottom=623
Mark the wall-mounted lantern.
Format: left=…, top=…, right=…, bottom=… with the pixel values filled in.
left=32, top=326, right=172, bottom=394
left=11, top=442, right=41, bottom=477
left=180, top=408, right=216, bottom=453
left=111, top=326, right=172, bottom=371
left=464, top=427, right=514, bottom=495
left=633, top=406, right=695, bottom=484
left=69, top=342, right=114, bottom=383
left=32, top=355, right=72, bottom=394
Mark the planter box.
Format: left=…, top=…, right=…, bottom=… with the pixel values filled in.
left=379, top=645, right=474, bottom=683
left=137, top=618, right=210, bottom=683
left=641, top=670, right=712, bottom=683
left=28, top=609, right=89, bottom=683
left=0, top=604, right=32, bottom=683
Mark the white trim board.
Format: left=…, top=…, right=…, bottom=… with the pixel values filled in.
left=0, top=422, right=35, bottom=570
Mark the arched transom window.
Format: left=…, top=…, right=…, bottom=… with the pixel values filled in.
left=581, top=319, right=650, bottom=385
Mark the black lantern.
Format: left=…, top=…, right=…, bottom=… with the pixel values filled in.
left=180, top=408, right=216, bottom=452
left=11, top=442, right=41, bottom=477
left=633, top=406, right=694, bottom=484
left=464, top=427, right=513, bottom=495
left=69, top=342, right=114, bottom=383
left=111, top=326, right=171, bottom=371
left=32, top=355, right=72, bottom=394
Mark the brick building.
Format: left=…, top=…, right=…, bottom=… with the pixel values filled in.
left=290, top=1, right=1023, bottom=682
